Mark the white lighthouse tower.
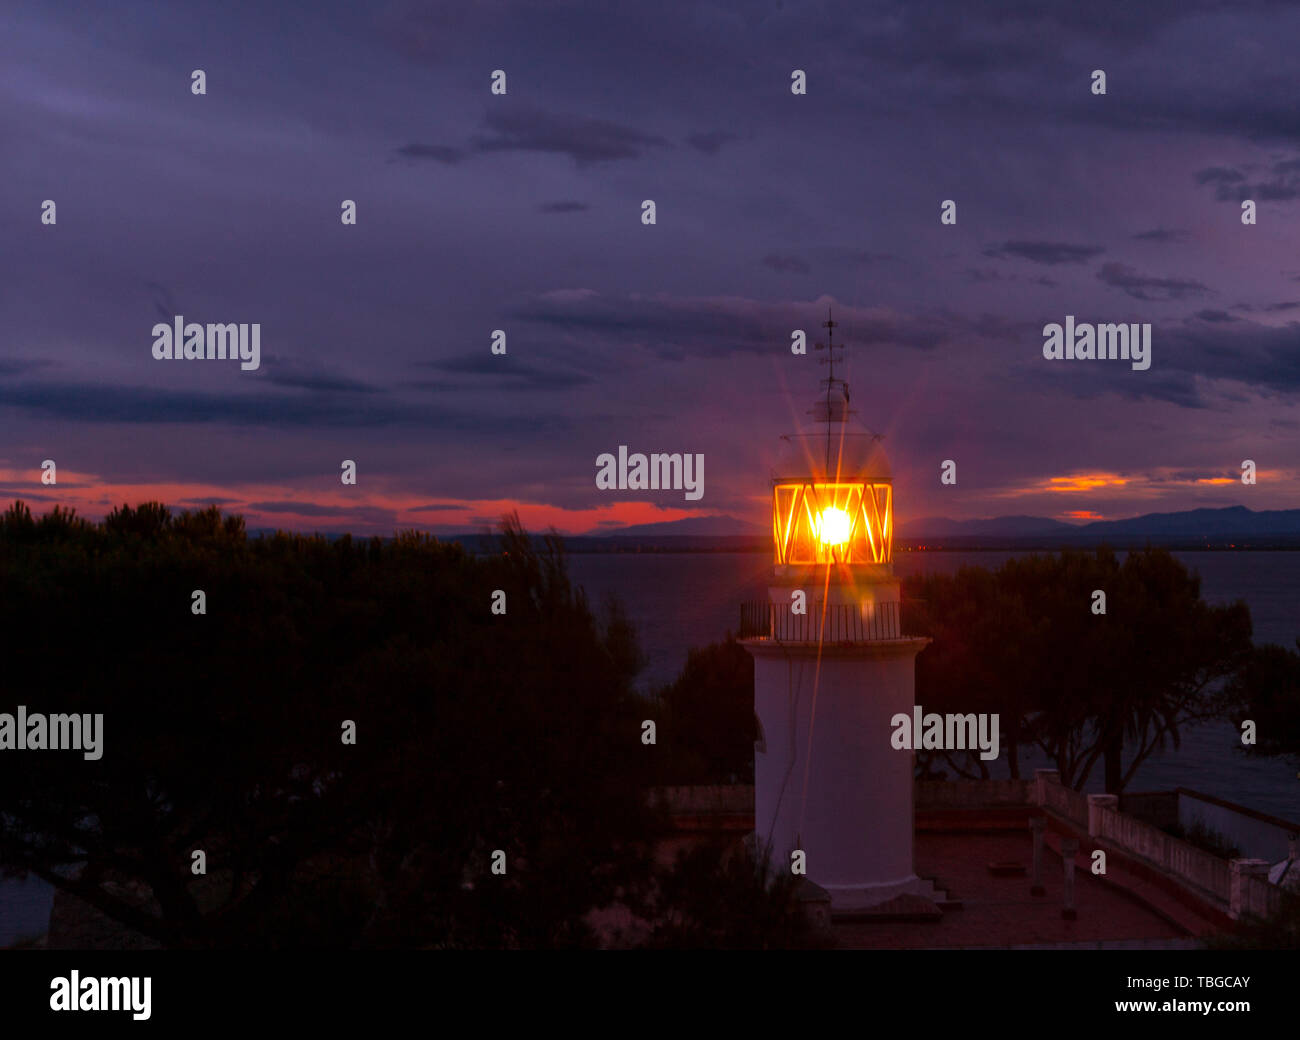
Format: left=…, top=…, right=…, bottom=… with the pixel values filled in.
left=741, top=315, right=935, bottom=912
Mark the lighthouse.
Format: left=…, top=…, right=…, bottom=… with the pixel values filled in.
left=740, top=315, right=936, bottom=912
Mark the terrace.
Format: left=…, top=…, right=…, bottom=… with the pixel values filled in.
left=651, top=771, right=1290, bottom=949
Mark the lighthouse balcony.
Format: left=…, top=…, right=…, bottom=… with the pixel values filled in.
left=739, top=599, right=905, bottom=644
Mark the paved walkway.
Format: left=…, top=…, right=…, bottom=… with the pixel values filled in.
left=836, top=830, right=1194, bottom=949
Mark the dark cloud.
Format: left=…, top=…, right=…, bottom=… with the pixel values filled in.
left=510, top=292, right=949, bottom=359
left=961, top=268, right=1056, bottom=287
left=1024, top=362, right=1207, bottom=410
left=685, top=130, right=738, bottom=155
left=397, top=108, right=669, bottom=168
left=1194, top=166, right=1246, bottom=188
left=539, top=200, right=589, bottom=213
left=0, top=383, right=383, bottom=426
left=963, top=268, right=1058, bottom=286
left=0, top=358, right=55, bottom=377
left=1097, top=262, right=1212, bottom=301
left=416, top=353, right=592, bottom=391
left=1018, top=307, right=1300, bottom=409
left=1159, top=316, right=1300, bottom=393
left=0, top=382, right=564, bottom=433
left=837, top=2, right=1300, bottom=146
left=261, top=363, right=380, bottom=394
left=984, top=241, right=1105, bottom=265
left=1080, top=95, right=1300, bottom=147
left=1194, top=157, right=1300, bottom=201
left=1195, top=309, right=1238, bottom=323
left=762, top=254, right=809, bottom=275
left=1133, top=228, right=1189, bottom=243
left=470, top=107, right=669, bottom=166
left=890, top=0, right=1290, bottom=52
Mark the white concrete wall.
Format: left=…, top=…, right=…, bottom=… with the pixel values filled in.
left=752, top=642, right=923, bottom=892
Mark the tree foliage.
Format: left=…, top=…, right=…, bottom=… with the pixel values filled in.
left=905, top=547, right=1252, bottom=793
left=0, top=502, right=660, bottom=948
left=654, top=635, right=755, bottom=784
left=1221, top=638, right=1300, bottom=767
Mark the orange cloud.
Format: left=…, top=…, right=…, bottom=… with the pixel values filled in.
left=1045, top=473, right=1130, bottom=492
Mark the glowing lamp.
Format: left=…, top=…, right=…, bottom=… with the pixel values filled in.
left=817, top=506, right=851, bottom=546
left=773, top=479, right=892, bottom=565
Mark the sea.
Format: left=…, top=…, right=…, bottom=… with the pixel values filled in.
left=3, top=549, right=1297, bottom=946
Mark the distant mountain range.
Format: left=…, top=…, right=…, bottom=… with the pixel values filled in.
left=899, top=515, right=1074, bottom=537
left=1055, top=506, right=1300, bottom=539
left=606, top=515, right=764, bottom=538
left=252, top=506, right=1300, bottom=551
left=572, top=506, right=1300, bottom=550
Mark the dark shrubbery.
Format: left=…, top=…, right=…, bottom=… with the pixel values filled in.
left=0, top=502, right=659, bottom=948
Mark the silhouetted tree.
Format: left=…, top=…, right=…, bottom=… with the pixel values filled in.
left=0, top=503, right=660, bottom=948
left=655, top=636, right=756, bottom=784
left=906, top=548, right=1252, bottom=793
left=907, top=565, right=1039, bottom=779
left=1221, top=638, right=1300, bottom=767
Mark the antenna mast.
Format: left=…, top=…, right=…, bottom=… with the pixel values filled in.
left=813, top=308, right=849, bottom=406
left=812, top=307, right=852, bottom=473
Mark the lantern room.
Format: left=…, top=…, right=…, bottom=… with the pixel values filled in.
left=770, top=364, right=893, bottom=571
left=772, top=480, right=891, bottom=565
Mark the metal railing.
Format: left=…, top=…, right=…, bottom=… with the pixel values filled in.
left=739, top=599, right=902, bottom=643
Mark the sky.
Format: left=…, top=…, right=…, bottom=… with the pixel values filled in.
left=2, top=0, right=1299, bottom=536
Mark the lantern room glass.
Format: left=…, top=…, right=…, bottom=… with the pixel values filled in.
left=772, top=481, right=892, bottom=565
